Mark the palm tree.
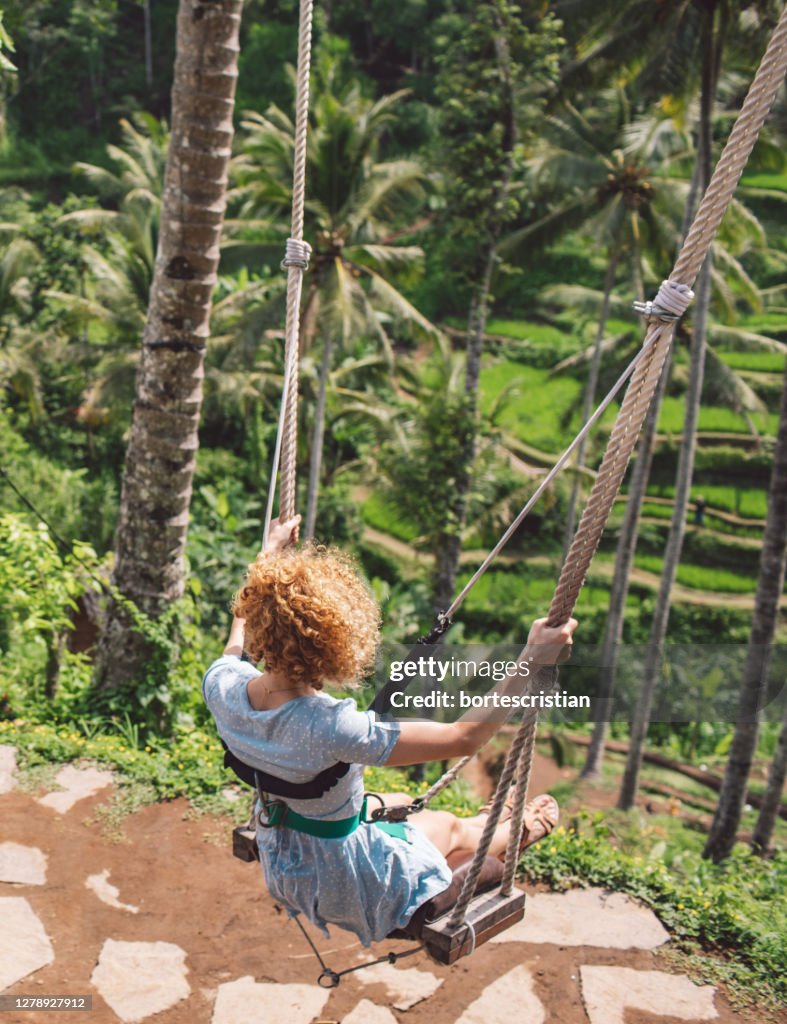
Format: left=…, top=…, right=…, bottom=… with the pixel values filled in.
left=617, top=0, right=781, bottom=809
left=0, top=204, right=43, bottom=417
left=502, top=89, right=682, bottom=556
left=752, top=702, right=787, bottom=854
left=0, top=12, right=15, bottom=141
left=230, top=53, right=439, bottom=539
left=94, top=0, right=244, bottom=692
left=46, top=115, right=167, bottom=422
left=704, top=367, right=787, bottom=861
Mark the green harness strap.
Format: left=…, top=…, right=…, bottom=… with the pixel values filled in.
left=265, top=798, right=409, bottom=842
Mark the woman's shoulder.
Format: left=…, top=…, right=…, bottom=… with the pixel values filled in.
left=202, top=654, right=259, bottom=707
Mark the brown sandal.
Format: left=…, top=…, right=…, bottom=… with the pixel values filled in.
left=516, top=794, right=559, bottom=853
left=480, top=791, right=559, bottom=853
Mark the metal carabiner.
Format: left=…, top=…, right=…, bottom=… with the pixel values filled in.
left=255, top=796, right=287, bottom=829
left=367, top=795, right=424, bottom=823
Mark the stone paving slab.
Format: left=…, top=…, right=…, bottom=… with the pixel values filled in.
left=355, top=961, right=443, bottom=1010
left=580, top=965, right=719, bottom=1024
left=85, top=869, right=139, bottom=914
left=455, top=964, right=545, bottom=1024
left=211, top=976, right=330, bottom=1024
left=0, top=896, right=54, bottom=991
left=90, top=939, right=190, bottom=1023
left=491, top=888, right=670, bottom=949
left=342, top=998, right=398, bottom=1024
left=0, top=842, right=47, bottom=885
left=0, top=745, right=17, bottom=795
left=36, top=765, right=113, bottom=814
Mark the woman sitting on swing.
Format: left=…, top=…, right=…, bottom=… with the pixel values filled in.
left=203, top=516, right=577, bottom=947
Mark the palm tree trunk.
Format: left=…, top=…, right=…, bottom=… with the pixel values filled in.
left=681, top=158, right=704, bottom=242
left=617, top=8, right=716, bottom=810
left=144, top=0, right=154, bottom=91
left=581, top=360, right=668, bottom=778
left=304, top=333, right=333, bottom=541
left=95, top=0, right=242, bottom=690
left=582, top=151, right=704, bottom=782
left=752, top=703, right=787, bottom=854
left=704, top=368, right=787, bottom=861
left=563, top=244, right=620, bottom=553
left=617, top=253, right=712, bottom=809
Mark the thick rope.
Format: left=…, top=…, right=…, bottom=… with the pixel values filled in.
left=444, top=9, right=787, bottom=931
left=445, top=694, right=540, bottom=929
left=394, top=328, right=669, bottom=808
left=500, top=710, right=540, bottom=895
left=262, top=349, right=297, bottom=548
left=276, top=0, right=314, bottom=523
left=548, top=320, right=676, bottom=627
left=547, top=5, right=787, bottom=629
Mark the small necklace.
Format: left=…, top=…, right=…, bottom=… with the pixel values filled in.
left=264, top=683, right=314, bottom=697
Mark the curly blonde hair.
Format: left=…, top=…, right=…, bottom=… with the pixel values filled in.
left=232, top=544, right=381, bottom=687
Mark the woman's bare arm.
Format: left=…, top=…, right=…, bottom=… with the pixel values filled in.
left=222, top=514, right=301, bottom=657
left=223, top=616, right=246, bottom=657
left=384, top=617, right=578, bottom=767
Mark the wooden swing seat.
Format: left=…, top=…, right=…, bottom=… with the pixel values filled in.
left=419, top=888, right=525, bottom=964
left=232, top=823, right=524, bottom=963
left=386, top=850, right=523, bottom=964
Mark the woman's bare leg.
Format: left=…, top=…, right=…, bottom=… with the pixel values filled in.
left=405, top=796, right=558, bottom=861
left=405, top=808, right=512, bottom=859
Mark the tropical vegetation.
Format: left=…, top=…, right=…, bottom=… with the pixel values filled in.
left=1, top=0, right=786, bottom=1009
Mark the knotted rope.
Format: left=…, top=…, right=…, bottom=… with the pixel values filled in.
left=632, top=279, right=694, bottom=321
left=445, top=5, right=787, bottom=931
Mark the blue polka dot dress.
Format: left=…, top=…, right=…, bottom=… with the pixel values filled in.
left=203, top=655, right=452, bottom=946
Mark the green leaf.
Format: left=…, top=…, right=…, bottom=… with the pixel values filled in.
left=215, top=492, right=230, bottom=520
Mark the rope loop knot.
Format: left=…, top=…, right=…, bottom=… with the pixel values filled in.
left=281, top=237, right=312, bottom=271
left=633, top=279, right=694, bottom=323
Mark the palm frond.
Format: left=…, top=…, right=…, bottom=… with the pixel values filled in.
left=707, top=325, right=787, bottom=354
left=499, top=195, right=593, bottom=259
left=540, top=283, right=634, bottom=321
left=0, top=237, right=40, bottom=307
left=343, top=160, right=426, bottom=236
left=550, top=331, right=632, bottom=375
left=710, top=245, right=762, bottom=315
left=72, top=162, right=123, bottom=198
left=703, top=346, right=766, bottom=433
left=362, top=268, right=444, bottom=343
left=59, top=208, right=123, bottom=232
left=345, top=243, right=424, bottom=274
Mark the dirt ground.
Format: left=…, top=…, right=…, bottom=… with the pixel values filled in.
left=1, top=751, right=779, bottom=1024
